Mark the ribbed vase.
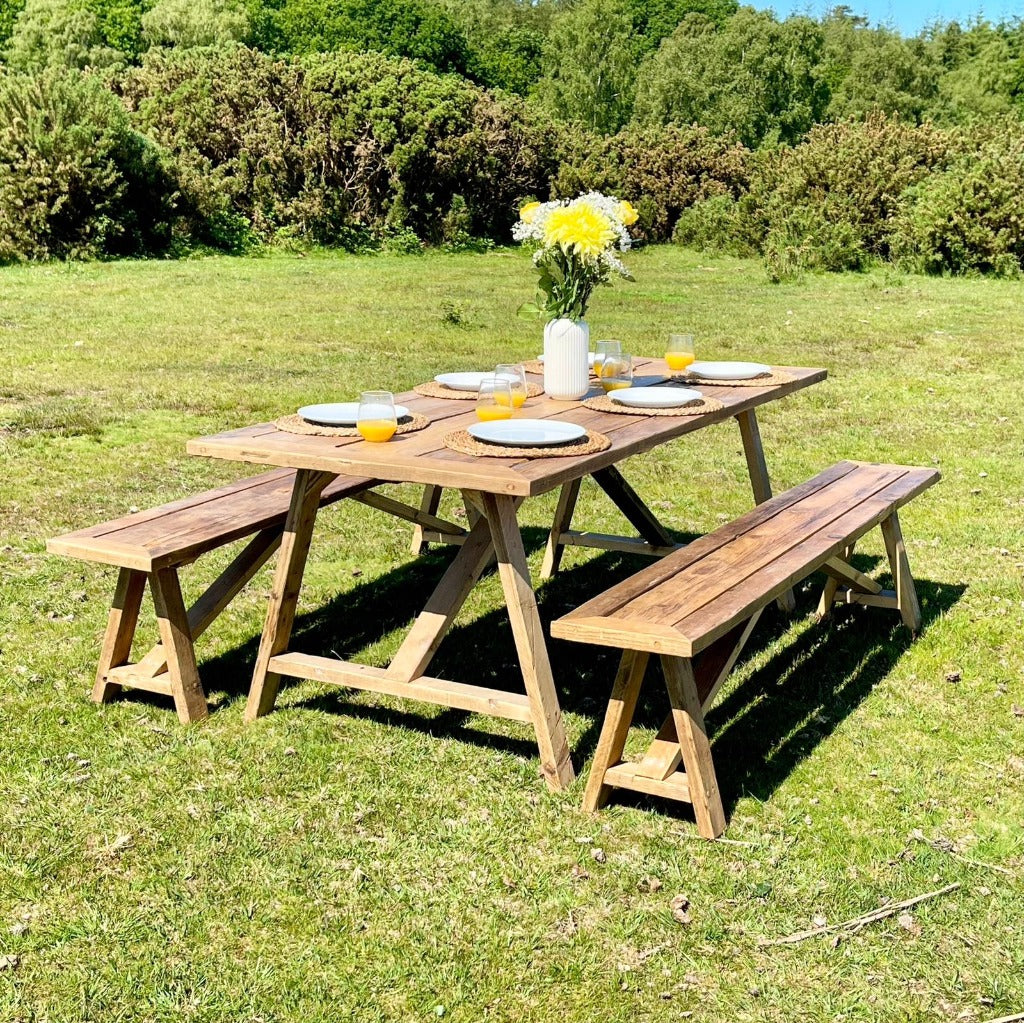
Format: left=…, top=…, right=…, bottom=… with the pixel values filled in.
left=543, top=318, right=590, bottom=401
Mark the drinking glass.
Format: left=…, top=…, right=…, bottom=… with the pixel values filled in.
left=594, top=339, right=622, bottom=374
left=357, top=390, right=397, bottom=442
left=495, top=363, right=528, bottom=409
left=599, top=352, right=633, bottom=392
left=666, top=333, right=696, bottom=377
left=476, top=377, right=514, bottom=421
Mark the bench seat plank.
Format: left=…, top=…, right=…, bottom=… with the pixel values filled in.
left=47, top=469, right=374, bottom=572
left=552, top=462, right=938, bottom=657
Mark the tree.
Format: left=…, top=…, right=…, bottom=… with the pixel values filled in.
left=827, top=26, right=938, bottom=123
left=4, top=0, right=124, bottom=70
left=142, top=0, right=251, bottom=49
left=622, top=0, right=737, bottom=52
left=633, top=8, right=829, bottom=147
left=269, top=0, right=474, bottom=76
left=534, top=0, right=636, bottom=134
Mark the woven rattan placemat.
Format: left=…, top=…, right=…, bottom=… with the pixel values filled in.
left=443, top=428, right=611, bottom=459
left=679, top=368, right=795, bottom=388
left=275, top=412, right=430, bottom=438
left=581, top=393, right=725, bottom=416
left=414, top=381, right=544, bottom=401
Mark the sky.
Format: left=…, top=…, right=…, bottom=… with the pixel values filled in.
left=762, top=1, right=1021, bottom=34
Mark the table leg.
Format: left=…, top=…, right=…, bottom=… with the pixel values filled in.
left=541, top=478, right=581, bottom=580
left=245, top=469, right=336, bottom=722
left=593, top=465, right=674, bottom=547
left=736, top=408, right=796, bottom=613
left=478, top=491, right=575, bottom=791
left=387, top=510, right=498, bottom=683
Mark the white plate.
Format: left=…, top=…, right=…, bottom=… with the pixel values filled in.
left=298, top=402, right=409, bottom=426
left=467, top=419, right=587, bottom=447
left=434, top=372, right=491, bottom=391
left=687, top=361, right=771, bottom=381
left=537, top=353, right=598, bottom=368
left=610, top=386, right=703, bottom=409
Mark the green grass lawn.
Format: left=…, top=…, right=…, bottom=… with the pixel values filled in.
left=1, top=246, right=1022, bottom=1022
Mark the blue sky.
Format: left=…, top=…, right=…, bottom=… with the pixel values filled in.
left=761, top=1, right=1020, bottom=34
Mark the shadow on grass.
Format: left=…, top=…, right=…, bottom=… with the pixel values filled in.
left=190, top=535, right=963, bottom=818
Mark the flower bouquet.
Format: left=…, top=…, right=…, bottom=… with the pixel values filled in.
left=513, top=192, right=637, bottom=400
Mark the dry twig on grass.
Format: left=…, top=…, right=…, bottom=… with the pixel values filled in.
left=759, top=882, right=961, bottom=946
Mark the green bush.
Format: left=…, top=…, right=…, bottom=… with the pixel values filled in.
left=717, top=114, right=956, bottom=275
left=672, top=194, right=758, bottom=256
left=553, top=123, right=750, bottom=241
left=890, top=128, right=1024, bottom=276
left=0, top=69, right=174, bottom=263
left=115, top=47, right=561, bottom=249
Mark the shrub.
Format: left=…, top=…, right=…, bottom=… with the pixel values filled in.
left=890, top=128, right=1024, bottom=277
left=672, top=194, right=758, bottom=256
left=0, top=69, right=174, bottom=263
left=115, top=48, right=561, bottom=249
left=553, top=123, right=750, bottom=241
left=727, top=113, right=956, bottom=274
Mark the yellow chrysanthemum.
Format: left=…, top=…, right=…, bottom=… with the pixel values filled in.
left=519, top=201, right=542, bottom=224
left=542, top=202, right=617, bottom=258
left=617, top=200, right=638, bottom=226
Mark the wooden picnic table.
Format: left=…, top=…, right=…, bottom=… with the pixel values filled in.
left=187, top=359, right=826, bottom=791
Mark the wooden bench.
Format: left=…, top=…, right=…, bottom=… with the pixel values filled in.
left=551, top=461, right=939, bottom=838
left=47, top=470, right=466, bottom=724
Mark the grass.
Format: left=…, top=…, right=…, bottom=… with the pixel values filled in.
left=1, top=245, right=1022, bottom=1022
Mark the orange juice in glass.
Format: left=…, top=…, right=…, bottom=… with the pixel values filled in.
left=357, top=390, right=397, bottom=442
left=495, top=363, right=528, bottom=409
left=599, top=353, right=633, bottom=392
left=477, top=377, right=514, bottom=421
left=666, top=333, right=695, bottom=377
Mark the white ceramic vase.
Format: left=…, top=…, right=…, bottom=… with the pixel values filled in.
left=543, top=318, right=590, bottom=401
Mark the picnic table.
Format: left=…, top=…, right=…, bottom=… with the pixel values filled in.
left=187, top=358, right=826, bottom=791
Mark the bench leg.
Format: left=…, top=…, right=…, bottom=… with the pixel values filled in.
left=410, top=485, right=443, bottom=555
left=881, top=511, right=922, bottom=633
left=662, top=655, right=726, bottom=839
left=93, top=568, right=146, bottom=704
left=541, top=479, right=582, bottom=580
left=583, top=650, right=649, bottom=812
left=817, top=542, right=855, bottom=617
left=149, top=567, right=208, bottom=724
left=736, top=409, right=796, bottom=614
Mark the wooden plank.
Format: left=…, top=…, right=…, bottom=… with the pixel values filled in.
left=92, top=568, right=147, bottom=703
left=881, top=511, right=923, bottom=632
left=386, top=510, right=498, bottom=683
left=818, top=542, right=855, bottom=617
left=104, top=665, right=174, bottom=696
left=662, top=655, right=726, bottom=838
left=582, top=650, right=650, bottom=812
left=540, top=478, right=581, bottom=580
left=619, top=464, right=912, bottom=627
left=149, top=567, right=208, bottom=724
left=821, top=555, right=883, bottom=594
left=602, top=762, right=693, bottom=803
left=634, top=715, right=682, bottom=781
left=736, top=408, right=795, bottom=613
left=551, top=613, right=691, bottom=657
left=558, top=531, right=681, bottom=558
left=245, top=469, right=336, bottom=721
left=674, top=474, right=938, bottom=653
left=352, top=488, right=465, bottom=538
left=479, top=491, right=575, bottom=791
left=839, top=589, right=898, bottom=609
left=592, top=465, right=674, bottom=547
left=555, top=461, right=860, bottom=626
left=267, top=653, right=534, bottom=723
left=410, top=485, right=443, bottom=555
